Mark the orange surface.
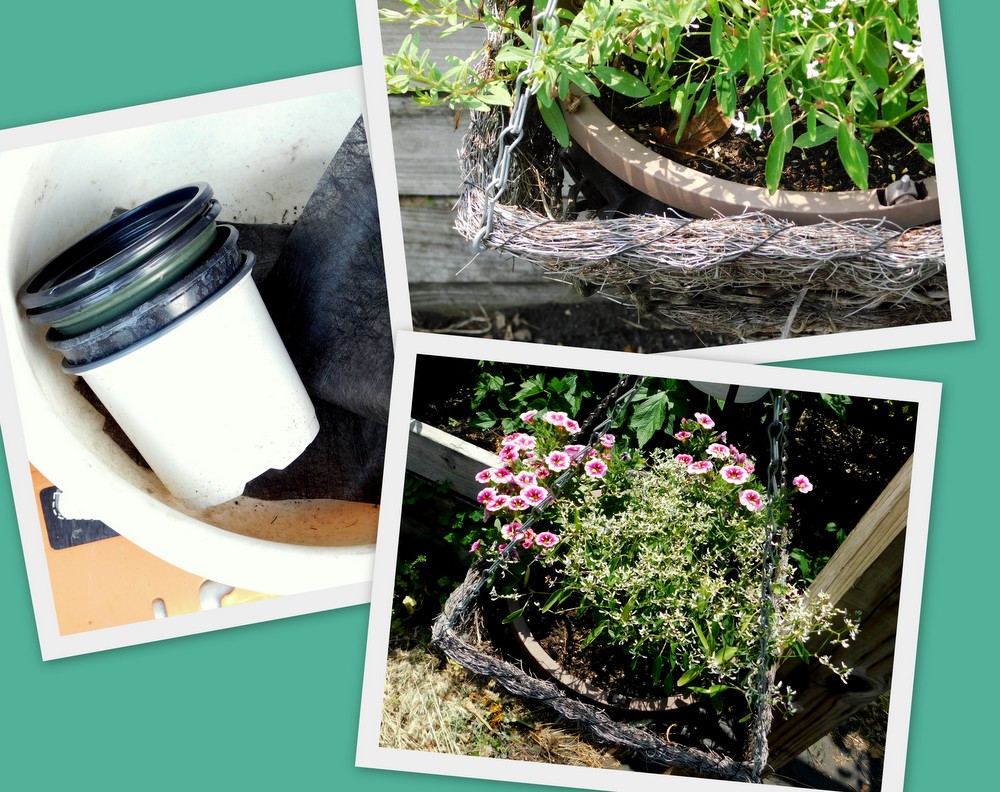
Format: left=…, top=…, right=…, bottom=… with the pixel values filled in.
left=31, top=466, right=273, bottom=636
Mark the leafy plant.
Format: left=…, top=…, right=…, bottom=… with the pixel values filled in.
left=382, top=0, right=932, bottom=192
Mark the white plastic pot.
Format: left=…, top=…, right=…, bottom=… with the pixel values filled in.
left=0, top=71, right=379, bottom=595
left=67, top=253, right=319, bottom=509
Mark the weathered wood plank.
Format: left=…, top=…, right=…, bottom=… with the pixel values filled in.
left=380, top=0, right=492, bottom=67
left=406, top=419, right=499, bottom=501
left=389, top=98, right=471, bottom=197
left=768, top=456, right=913, bottom=771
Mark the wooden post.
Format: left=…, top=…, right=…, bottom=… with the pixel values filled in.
left=766, top=455, right=912, bottom=771
left=406, top=419, right=500, bottom=502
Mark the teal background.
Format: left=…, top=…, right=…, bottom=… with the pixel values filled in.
left=0, top=2, right=993, bottom=790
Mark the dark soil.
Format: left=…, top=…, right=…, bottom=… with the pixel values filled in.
left=595, top=90, right=934, bottom=195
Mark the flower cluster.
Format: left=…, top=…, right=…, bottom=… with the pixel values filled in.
left=470, top=410, right=624, bottom=558
left=671, top=412, right=812, bottom=519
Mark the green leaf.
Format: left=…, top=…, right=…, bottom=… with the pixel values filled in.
left=579, top=620, right=609, bottom=650
left=630, top=391, right=670, bottom=448
left=794, top=125, right=838, bottom=149
left=881, top=61, right=921, bottom=115
left=677, top=666, right=702, bottom=687
left=764, top=137, right=787, bottom=194
left=915, top=142, right=934, bottom=163
left=837, top=121, right=870, bottom=190
left=538, top=96, right=571, bottom=148
left=502, top=606, right=525, bottom=624
left=710, top=13, right=725, bottom=59
left=767, top=73, right=793, bottom=153
left=747, top=24, right=765, bottom=87
left=591, top=65, right=650, bottom=98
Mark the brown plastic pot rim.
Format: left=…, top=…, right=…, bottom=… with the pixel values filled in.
left=562, top=94, right=939, bottom=228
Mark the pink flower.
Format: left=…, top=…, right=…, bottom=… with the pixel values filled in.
left=563, top=418, right=581, bottom=434
left=501, top=522, right=522, bottom=540
left=477, top=487, right=497, bottom=504
left=521, top=485, right=549, bottom=505
left=520, top=528, right=536, bottom=549
left=546, top=450, right=571, bottom=471
left=720, top=465, right=750, bottom=485
left=674, top=430, right=693, bottom=441
left=475, top=469, right=493, bottom=484
left=485, top=494, right=510, bottom=512
left=707, top=443, right=731, bottom=459
left=676, top=453, right=694, bottom=466
left=520, top=410, right=537, bottom=424
left=687, top=460, right=714, bottom=475
left=584, top=458, right=608, bottom=479
left=469, top=539, right=481, bottom=553
left=599, top=434, right=615, bottom=449
left=514, top=471, right=537, bottom=488
left=564, top=444, right=585, bottom=460
left=534, top=465, right=551, bottom=480
left=793, top=475, right=814, bottom=494
left=694, top=412, right=715, bottom=430
left=490, top=467, right=514, bottom=484
left=743, top=460, right=755, bottom=475
left=507, top=495, right=530, bottom=511
left=499, top=444, right=519, bottom=464
left=739, top=490, right=764, bottom=512
left=535, top=532, right=560, bottom=549
left=544, top=411, right=568, bottom=427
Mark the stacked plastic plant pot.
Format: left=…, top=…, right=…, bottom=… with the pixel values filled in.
left=17, top=183, right=319, bottom=509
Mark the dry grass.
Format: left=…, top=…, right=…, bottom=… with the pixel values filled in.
left=380, top=638, right=624, bottom=768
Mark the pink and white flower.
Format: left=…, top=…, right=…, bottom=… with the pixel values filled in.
left=720, top=465, right=750, bottom=485
left=739, top=490, right=765, bottom=512
left=707, top=443, right=731, bottom=459
left=792, top=475, right=814, bottom=494
left=469, top=539, right=481, bottom=553
left=694, top=412, right=716, bottom=430
left=477, top=487, right=497, bottom=505
left=513, top=471, right=537, bottom=488
left=546, top=450, right=571, bottom=471
left=563, top=444, right=585, bottom=461
left=521, top=485, right=549, bottom=506
left=520, top=528, right=536, bottom=549
left=674, top=430, right=693, bottom=441
left=520, top=409, right=538, bottom=424
left=485, top=494, right=511, bottom=512
left=535, top=531, right=560, bottom=549
left=599, top=434, right=615, bottom=449
left=563, top=418, right=581, bottom=434
left=500, top=522, right=523, bottom=540
left=543, top=411, right=568, bottom=427
left=507, top=495, right=530, bottom=511
left=499, top=444, right=519, bottom=464
left=676, top=453, right=694, bottom=466
left=584, top=458, right=608, bottom=479
left=475, top=468, right=493, bottom=484
left=490, top=467, right=514, bottom=484
left=687, top=460, right=714, bottom=475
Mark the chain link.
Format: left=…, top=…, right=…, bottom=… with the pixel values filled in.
left=749, top=390, right=790, bottom=781
left=472, top=0, right=561, bottom=251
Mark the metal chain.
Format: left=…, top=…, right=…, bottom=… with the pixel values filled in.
left=472, top=0, right=561, bottom=251
left=441, top=374, right=647, bottom=629
left=749, top=390, right=790, bottom=781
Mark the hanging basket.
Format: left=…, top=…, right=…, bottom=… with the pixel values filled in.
left=431, top=561, right=761, bottom=782
left=452, top=9, right=950, bottom=341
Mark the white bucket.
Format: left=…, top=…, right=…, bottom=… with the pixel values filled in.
left=68, top=254, right=320, bottom=509
left=0, top=71, right=379, bottom=595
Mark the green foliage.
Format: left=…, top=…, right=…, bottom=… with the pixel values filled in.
left=382, top=0, right=931, bottom=193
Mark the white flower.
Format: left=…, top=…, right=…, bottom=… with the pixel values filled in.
left=893, top=39, right=923, bottom=65
left=733, top=112, right=763, bottom=140
left=806, top=60, right=821, bottom=79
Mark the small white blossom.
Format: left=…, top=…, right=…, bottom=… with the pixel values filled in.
left=806, top=60, right=821, bottom=79
left=893, top=39, right=923, bottom=65
left=732, top=111, right=763, bottom=140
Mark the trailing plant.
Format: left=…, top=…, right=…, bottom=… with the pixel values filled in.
left=382, top=0, right=931, bottom=192
left=467, top=405, right=857, bottom=716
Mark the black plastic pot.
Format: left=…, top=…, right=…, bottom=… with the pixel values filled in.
left=48, top=224, right=245, bottom=368
left=27, top=199, right=222, bottom=336
left=17, top=183, right=214, bottom=312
